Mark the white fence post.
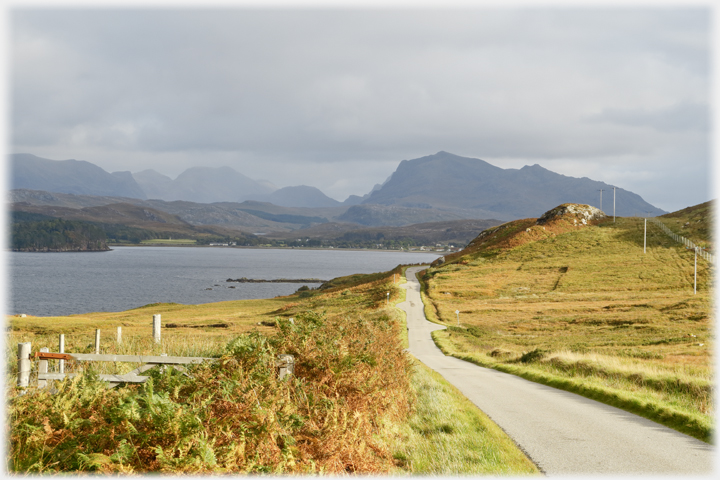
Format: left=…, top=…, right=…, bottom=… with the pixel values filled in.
left=59, top=334, right=65, bottom=374
left=153, top=315, right=161, bottom=343
left=95, top=329, right=101, bottom=355
left=117, top=326, right=122, bottom=345
left=277, top=354, right=295, bottom=380
left=17, top=342, right=31, bottom=388
left=38, top=347, right=49, bottom=389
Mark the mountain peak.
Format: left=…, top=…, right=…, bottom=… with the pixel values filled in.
left=10, top=153, right=147, bottom=199
left=361, top=152, right=664, bottom=219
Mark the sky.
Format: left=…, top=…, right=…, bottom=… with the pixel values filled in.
left=5, top=2, right=715, bottom=212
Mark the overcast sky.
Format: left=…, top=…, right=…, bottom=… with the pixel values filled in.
left=7, top=4, right=713, bottom=212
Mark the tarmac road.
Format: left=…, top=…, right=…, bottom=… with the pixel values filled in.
left=398, top=266, right=714, bottom=475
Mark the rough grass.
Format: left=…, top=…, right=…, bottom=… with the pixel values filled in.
left=658, top=200, right=713, bottom=248
left=392, top=360, right=539, bottom=475
left=422, top=212, right=713, bottom=441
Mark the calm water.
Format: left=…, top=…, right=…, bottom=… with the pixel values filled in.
left=9, top=247, right=438, bottom=316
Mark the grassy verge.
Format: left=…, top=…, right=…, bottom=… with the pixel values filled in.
left=432, top=331, right=712, bottom=443
left=415, top=269, right=444, bottom=326
left=392, top=359, right=539, bottom=475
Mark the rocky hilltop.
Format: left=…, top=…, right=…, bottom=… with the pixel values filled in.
left=436, top=203, right=609, bottom=266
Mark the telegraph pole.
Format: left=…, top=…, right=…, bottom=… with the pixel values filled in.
left=598, top=189, right=604, bottom=212
left=613, top=187, right=616, bottom=222
left=644, top=218, right=647, bottom=254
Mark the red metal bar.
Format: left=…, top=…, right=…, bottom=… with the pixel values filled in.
left=34, top=352, right=72, bottom=360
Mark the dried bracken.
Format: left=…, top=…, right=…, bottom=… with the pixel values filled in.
left=8, top=309, right=412, bottom=474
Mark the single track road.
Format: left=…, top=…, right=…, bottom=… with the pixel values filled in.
left=399, top=266, right=714, bottom=475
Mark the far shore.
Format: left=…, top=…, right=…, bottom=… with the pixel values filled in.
left=106, top=243, right=449, bottom=254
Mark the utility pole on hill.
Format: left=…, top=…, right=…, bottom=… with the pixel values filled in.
left=613, top=187, right=616, bottom=222
left=598, top=189, right=604, bottom=212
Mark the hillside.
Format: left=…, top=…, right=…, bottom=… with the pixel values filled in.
left=658, top=200, right=713, bottom=249
left=338, top=203, right=468, bottom=226
left=420, top=202, right=712, bottom=440
left=9, top=189, right=346, bottom=234
left=9, top=201, right=263, bottom=243
left=266, top=218, right=504, bottom=248
left=11, top=218, right=110, bottom=252
left=364, top=151, right=666, bottom=220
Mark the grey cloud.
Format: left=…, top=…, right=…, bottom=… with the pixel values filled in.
left=9, top=7, right=711, bottom=209
left=586, top=102, right=709, bottom=133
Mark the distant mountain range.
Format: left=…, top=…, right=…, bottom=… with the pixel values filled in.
left=133, top=166, right=275, bottom=204
left=9, top=151, right=666, bottom=226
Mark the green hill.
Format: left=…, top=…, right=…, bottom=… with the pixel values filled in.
left=420, top=202, right=713, bottom=441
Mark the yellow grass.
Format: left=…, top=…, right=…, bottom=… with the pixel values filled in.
left=423, top=215, right=713, bottom=440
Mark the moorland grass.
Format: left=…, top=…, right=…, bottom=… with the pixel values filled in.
left=422, top=214, right=714, bottom=441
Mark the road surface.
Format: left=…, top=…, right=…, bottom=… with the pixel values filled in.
left=398, top=266, right=714, bottom=475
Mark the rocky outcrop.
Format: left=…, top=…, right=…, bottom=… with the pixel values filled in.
left=536, top=203, right=606, bottom=226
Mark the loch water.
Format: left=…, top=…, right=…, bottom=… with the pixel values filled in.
left=8, top=246, right=439, bottom=317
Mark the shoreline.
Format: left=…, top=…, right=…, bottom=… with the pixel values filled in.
left=107, top=244, right=449, bottom=254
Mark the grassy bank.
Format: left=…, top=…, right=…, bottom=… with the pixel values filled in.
left=6, top=264, right=537, bottom=474
left=420, top=211, right=713, bottom=442
left=393, top=359, right=539, bottom=474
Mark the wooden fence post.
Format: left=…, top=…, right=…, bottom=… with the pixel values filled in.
left=117, top=326, right=122, bottom=345
left=95, top=329, right=101, bottom=355
left=17, top=342, right=31, bottom=388
left=38, top=348, right=49, bottom=389
left=153, top=315, right=161, bottom=343
left=59, top=334, right=65, bottom=374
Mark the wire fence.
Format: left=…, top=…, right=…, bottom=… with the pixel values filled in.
left=647, top=217, right=714, bottom=264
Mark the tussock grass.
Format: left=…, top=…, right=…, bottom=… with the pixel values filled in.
left=423, top=211, right=714, bottom=441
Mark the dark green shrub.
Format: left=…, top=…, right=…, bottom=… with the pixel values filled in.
left=520, top=348, right=546, bottom=363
